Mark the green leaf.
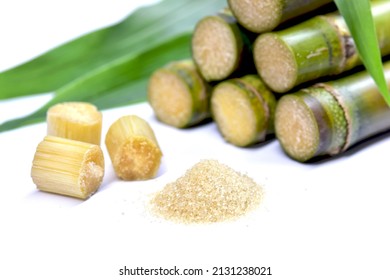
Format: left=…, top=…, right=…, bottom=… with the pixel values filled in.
left=0, top=0, right=225, bottom=100
left=334, top=0, right=390, bottom=106
left=0, top=33, right=191, bottom=132
left=0, top=0, right=226, bottom=132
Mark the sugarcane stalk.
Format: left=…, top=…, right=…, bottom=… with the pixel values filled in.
left=275, top=61, right=390, bottom=162
left=211, top=75, right=276, bottom=146
left=228, top=0, right=333, bottom=33
left=147, top=60, right=211, bottom=128
left=191, top=8, right=256, bottom=82
left=253, top=1, right=390, bottom=93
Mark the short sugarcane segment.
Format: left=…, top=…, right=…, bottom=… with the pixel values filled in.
left=31, top=136, right=105, bottom=199
left=148, top=60, right=211, bottom=128
left=47, top=102, right=102, bottom=145
left=275, top=62, right=390, bottom=162
left=191, top=9, right=255, bottom=82
left=211, top=75, right=276, bottom=147
left=105, top=115, right=162, bottom=181
left=228, top=0, right=333, bottom=33
left=254, top=1, right=390, bottom=93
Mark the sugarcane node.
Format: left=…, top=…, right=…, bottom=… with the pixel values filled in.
left=314, top=83, right=352, bottom=153
left=275, top=84, right=350, bottom=162
left=324, top=14, right=359, bottom=73
left=254, top=1, right=390, bottom=94
left=314, top=62, right=390, bottom=154
left=274, top=59, right=390, bottom=162
left=342, top=35, right=356, bottom=62
left=309, top=86, right=349, bottom=156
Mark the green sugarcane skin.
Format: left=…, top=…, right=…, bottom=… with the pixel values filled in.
left=281, top=0, right=333, bottom=23
left=301, top=87, right=348, bottom=156
left=278, top=62, right=390, bottom=161
left=228, top=0, right=332, bottom=33
left=278, top=87, right=347, bottom=161
left=278, top=15, right=344, bottom=87
left=321, top=62, right=390, bottom=150
left=256, top=2, right=390, bottom=93
left=167, top=61, right=211, bottom=126
left=331, top=2, right=390, bottom=72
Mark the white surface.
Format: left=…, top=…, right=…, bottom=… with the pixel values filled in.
left=1, top=1, right=390, bottom=280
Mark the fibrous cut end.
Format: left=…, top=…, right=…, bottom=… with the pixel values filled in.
left=31, top=136, right=104, bottom=199
left=47, top=102, right=102, bottom=145
left=192, top=16, right=240, bottom=81
left=148, top=69, right=193, bottom=128
left=254, top=33, right=298, bottom=93
left=105, top=115, right=162, bottom=181
left=228, top=0, right=283, bottom=33
left=79, top=146, right=105, bottom=198
left=275, top=95, right=319, bottom=162
left=212, top=82, right=259, bottom=146
left=113, top=137, right=162, bottom=180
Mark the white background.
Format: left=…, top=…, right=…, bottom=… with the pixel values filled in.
left=0, top=1, right=389, bottom=279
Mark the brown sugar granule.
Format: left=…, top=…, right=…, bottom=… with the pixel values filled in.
left=149, top=160, right=262, bottom=224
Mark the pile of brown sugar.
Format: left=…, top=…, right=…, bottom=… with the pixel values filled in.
left=149, top=159, right=263, bottom=224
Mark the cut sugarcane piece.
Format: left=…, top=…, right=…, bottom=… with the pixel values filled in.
left=47, top=102, right=102, bottom=145
left=254, top=15, right=343, bottom=93
left=31, top=136, right=104, bottom=199
left=275, top=89, right=347, bottom=162
left=211, top=75, right=276, bottom=147
left=191, top=9, right=255, bottom=82
left=253, top=1, right=390, bottom=93
left=105, top=115, right=162, bottom=180
left=228, top=0, right=333, bottom=33
left=275, top=61, right=390, bottom=162
left=148, top=60, right=211, bottom=128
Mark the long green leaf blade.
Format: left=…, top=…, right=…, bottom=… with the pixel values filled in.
left=334, top=0, right=390, bottom=106
left=0, top=0, right=225, bottom=100
left=0, top=33, right=191, bottom=132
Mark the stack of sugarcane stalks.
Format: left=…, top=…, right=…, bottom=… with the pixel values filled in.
left=147, top=0, right=390, bottom=162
